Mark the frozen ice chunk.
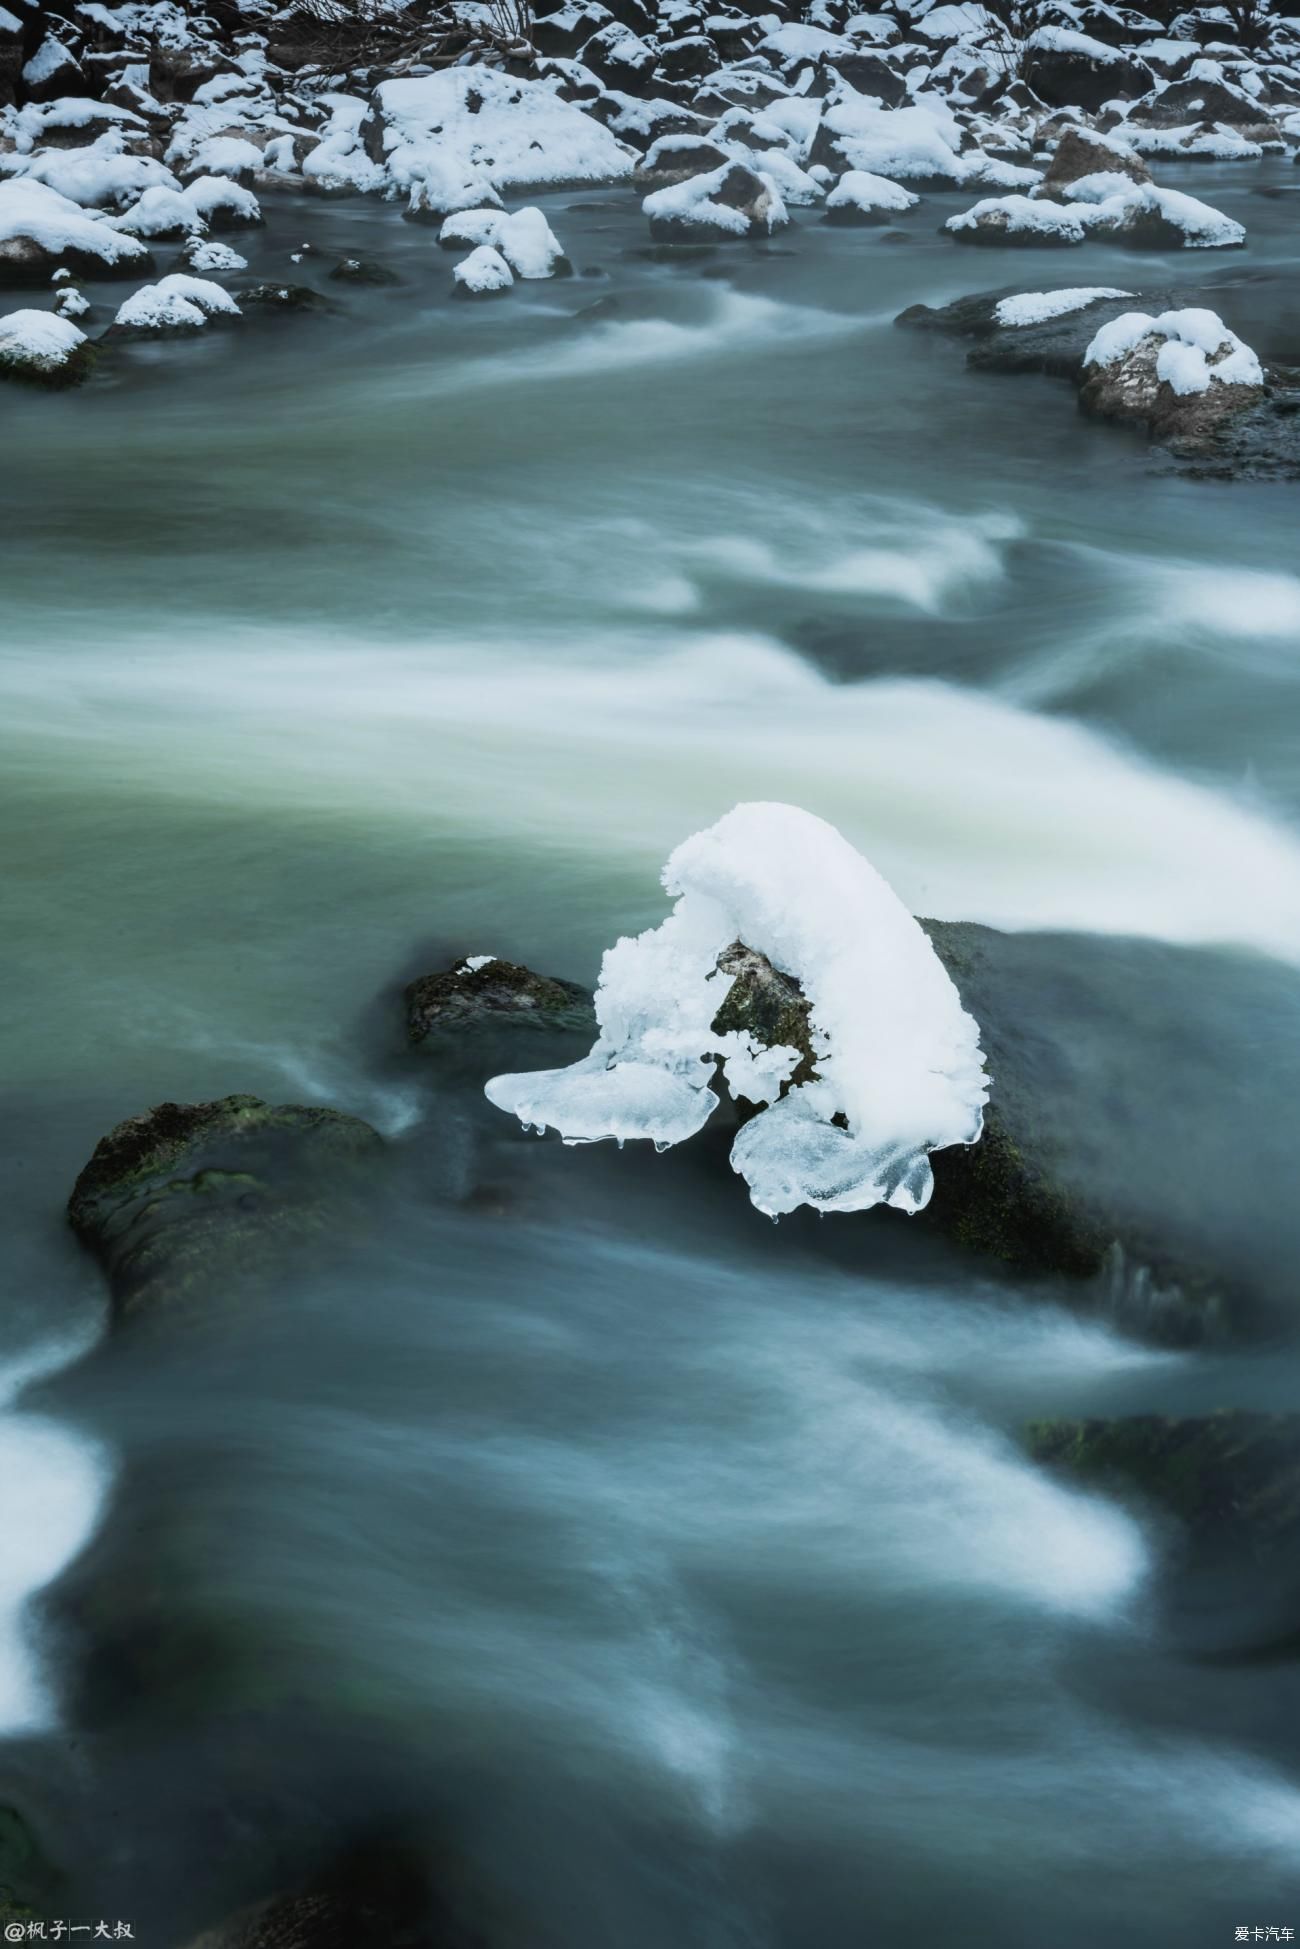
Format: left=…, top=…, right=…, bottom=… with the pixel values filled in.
left=486, top=803, right=988, bottom=1217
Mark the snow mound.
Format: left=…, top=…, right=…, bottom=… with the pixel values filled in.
left=1084, top=307, right=1263, bottom=395
left=0, top=306, right=86, bottom=374
left=439, top=206, right=568, bottom=279
left=0, top=179, right=150, bottom=269
left=825, top=169, right=918, bottom=215
left=820, top=96, right=968, bottom=183
left=485, top=804, right=988, bottom=1219
left=181, top=238, right=247, bottom=273
left=114, top=273, right=241, bottom=331
left=947, top=193, right=1090, bottom=241
left=995, top=287, right=1132, bottom=326
left=375, top=70, right=634, bottom=197
left=643, top=162, right=788, bottom=236
left=453, top=244, right=514, bottom=294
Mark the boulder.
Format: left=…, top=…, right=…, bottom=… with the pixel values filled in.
left=68, top=1095, right=382, bottom=1325
left=1039, top=125, right=1151, bottom=192
left=1127, top=73, right=1280, bottom=133
left=329, top=256, right=402, bottom=285
left=897, top=282, right=1300, bottom=479
left=672, top=923, right=1300, bottom=1341
left=406, top=956, right=595, bottom=1045
left=0, top=306, right=94, bottom=387
left=1025, top=33, right=1153, bottom=110
left=236, top=282, right=337, bottom=312
left=643, top=160, right=788, bottom=240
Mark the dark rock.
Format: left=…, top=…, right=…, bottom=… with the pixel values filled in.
left=532, top=0, right=613, bottom=60
left=1028, top=1413, right=1300, bottom=1657
left=1127, top=73, right=1279, bottom=131
left=68, top=1095, right=383, bottom=1325
left=1039, top=124, right=1151, bottom=191
left=824, top=50, right=907, bottom=106
left=0, top=234, right=154, bottom=286
left=579, top=19, right=657, bottom=88
left=406, top=957, right=595, bottom=1044
left=1026, top=40, right=1152, bottom=110
left=697, top=922, right=1300, bottom=1341
left=708, top=941, right=819, bottom=1105
left=647, top=161, right=787, bottom=240
left=180, top=1838, right=477, bottom=1949
left=236, top=282, right=337, bottom=312
left=0, top=334, right=96, bottom=389
left=655, top=32, right=717, bottom=82
left=896, top=282, right=1300, bottom=478
left=328, top=256, right=401, bottom=284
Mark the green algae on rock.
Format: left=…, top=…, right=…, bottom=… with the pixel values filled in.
left=68, top=1095, right=383, bottom=1325
left=405, top=957, right=595, bottom=1046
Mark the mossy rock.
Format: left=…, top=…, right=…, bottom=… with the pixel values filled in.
left=68, top=1095, right=383, bottom=1325
left=405, top=958, right=596, bottom=1046
left=0, top=340, right=97, bottom=390
left=236, top=283, right=337, bottom=313
left=328, top=257, right=401, bottom=286
left=1027, top=1412, right=1300, bottom=1558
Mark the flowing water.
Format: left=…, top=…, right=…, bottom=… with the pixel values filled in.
left=3, top=162, right=1300, bottom=1944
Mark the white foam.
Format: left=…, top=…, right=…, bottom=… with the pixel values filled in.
left=0, top=1332, right=109, bottom=1732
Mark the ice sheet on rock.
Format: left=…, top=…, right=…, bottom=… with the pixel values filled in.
left=995, top=286, right=1131, bottom=326
left=485, top=804, right=988, bottom=1219
left=1084, top=306, right=1263, bottom=394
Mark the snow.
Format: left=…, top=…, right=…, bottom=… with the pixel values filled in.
left=184, top=176, right=261, bottom=226
left=485, top=804, right=988, bottom=1220
left=1122, top=122, right=1265, bottom=158
left=820, top=95, right=969, bottom=181
left=301, top=94, right=387, bottom=197
left=825, top=168, right=919, bottom=214
left=949, top=181, right=1245, bottom=248
left=453, top=244, right=514, bottom=294
left=947, top=193, right=1090, bottom=241
left=643, top=163, right=788, bottom=234
left=1025, top=23, right=1135, bottom=62
left=184, top=135, right=265, bottom=179
left=23, top=37, right=78, bottom=86
left=53, top=286, right=89, bottom=319
left=0, top=180, right=150, bottom=268
left=439, top=206, right=568, bottom=278
left=458, top=955, right=497, bottom=973
left=181, top=238, right=247, bottom=272
left=375, top=70, right=634, bottom=197
left=1084, top=306, right=1263, bottom=393
left=114, top=273, right=241, bottom=331
left=0, top=307, right=86, bottom=373
left=11, top=147, right=179, bottom=213
left=995, top=286, right=1132, bottom=326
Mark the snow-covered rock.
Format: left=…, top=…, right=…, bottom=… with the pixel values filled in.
left=181, top=237, right=248, bottom=273
left=1039, top=126, right=1150, bottom=194
left=374, top=70, right=634, bottom=199
left=0, top=305, right=90, bottom=385
left=485, top=802, right=988, bottom=1220
left=0, top=179, right=151, bottom=282
left=438, top=206, right=571, bottom=279
left=1083, top=306, right=1263, bottom=398
left=948, top=181, right=1245, bottom=249
left=824, top=168, right=919, bottom=224
left=112, top=272, right=241, bottom=335
left=643, top=161, right=789, bottom=238
left=452, top=244, right=514, bottom=296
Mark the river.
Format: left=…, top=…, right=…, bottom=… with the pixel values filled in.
left=2, top=162, right=1300, bottom=1944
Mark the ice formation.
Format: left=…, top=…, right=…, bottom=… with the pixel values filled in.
left=485, top=804, right=988, bottom=1218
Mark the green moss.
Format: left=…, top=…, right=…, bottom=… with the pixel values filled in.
left=68, top=1096, right=383, bottom=1326
left=1026, top=1412, right=1300, bottom=1558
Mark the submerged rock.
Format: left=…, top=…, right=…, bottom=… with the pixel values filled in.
left=236, top=282, right=337, bottom=313
left=406, top=956, right=595, bottom=1044
left=328, top=256, right=402, bottom=285
left=68, top=1095, right=382, bottom=1325
left=1028, top=1412, right=1300, bottom=1657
